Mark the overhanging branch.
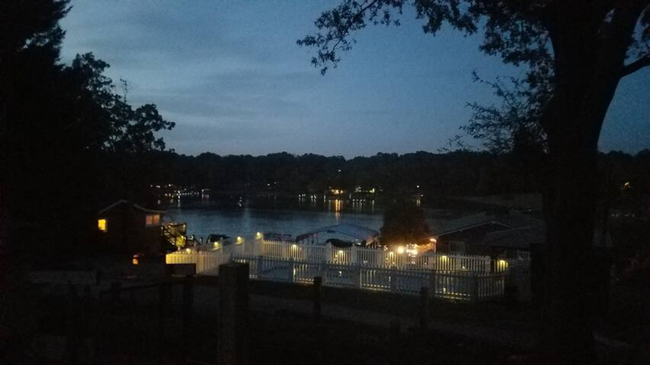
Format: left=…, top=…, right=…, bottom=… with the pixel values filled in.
left=621, top=55, right=650, bottom=76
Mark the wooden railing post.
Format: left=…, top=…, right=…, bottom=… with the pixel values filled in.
left=313, top=276, right=322, bottom=323
left=325, top=243, right=333, bottom=262
left=429, top=271, right=437, bottom=298
left=390, top=267, right=398, bottom=293
left=354, top=264, right=362, bottom=289
left=110, top=281, right=121, bottom=305
left=288, top=257, right=295, bottom=282
left=158, top=283, right=168, bottom=365
left=470, top=273, right=479, bottom=303
left=65, top=283, right=79, bottom=365
left=320, top=260, right=328, bottom=285
left=351, top=245, right=358, bottom=265
left=257, top=255, right=265, bottom=280
left=419, top=287, right=429, bottom=331
left=182, top=275, right=194, bottom=364
left=218, top=262, right=250, bottom=365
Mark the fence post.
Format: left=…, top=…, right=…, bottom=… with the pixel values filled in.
left=419, top=287, right=429, bottom=331
left=354, top=264, right=362, bottom=289
left=313, top=276, right=322, bottom=323
left=218, top=262, right=250, bottom=365
left=158, top=283, right=169, bottom=365
left=182, top=275, right=194, bottom=364
left=320, top=260, right=328, bottom=285
left=390, top=267, right=398, bottom=293
left=428, top=271, right=437, bottom=298
left=65, top=283, right=79, bottom=365
left=288, top=257, right=295, bottom=282
left=110, top=281, right=122, bottom=305
left=325, top=243, right=333, bottom=262
left=257, top=255, right=265, bottom=280
left=257, top=236, right=264, bottom=256
left=470, top=273, right=479, bottom=303
left=351, top=245, right=358, bottom=264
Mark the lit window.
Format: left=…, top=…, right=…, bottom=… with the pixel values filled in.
left=98, top=219, right=107, bottom=232
left=145, top=214, right=160, bottom=226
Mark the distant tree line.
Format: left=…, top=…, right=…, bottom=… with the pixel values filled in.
left=144, top=150, right=650, bottom=203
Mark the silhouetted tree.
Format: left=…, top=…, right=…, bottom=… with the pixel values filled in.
left=299, top=1, right=650, bottom=362
left=380, top=201, right=430, bottom=247
left=0, top=0, right=174, bottom=258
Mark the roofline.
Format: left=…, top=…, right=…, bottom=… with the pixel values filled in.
left=98, top=199, right=129, bottom=215
left=98, top=200, right=166, bottom=215
left=434, top=220, right=513, bottom=237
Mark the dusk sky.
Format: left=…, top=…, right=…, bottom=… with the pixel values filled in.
left=60, top=0, right=650, bottom=158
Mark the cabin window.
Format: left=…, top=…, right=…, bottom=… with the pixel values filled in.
left=145, top=214, right=160, bottom=226
left=98, top=219, right=107, bottom=232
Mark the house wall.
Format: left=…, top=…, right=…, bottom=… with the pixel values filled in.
left=98, top=205, right=162, bottom=255
left=436, top=223, right=511, bottom=255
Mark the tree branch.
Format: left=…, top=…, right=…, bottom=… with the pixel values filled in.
left=328, top=0, right=381, bottom=54
left=621, top=55, right=650, bottom=76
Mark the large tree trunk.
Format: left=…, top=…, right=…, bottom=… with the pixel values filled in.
left=536, top=3, right=646, bottom=360
left=539, top=145, right=599, bottom=365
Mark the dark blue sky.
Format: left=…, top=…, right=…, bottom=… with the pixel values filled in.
left=60, top=1, right=649, bottom=157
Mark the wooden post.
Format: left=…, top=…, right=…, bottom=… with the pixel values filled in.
left=164, top=262, right=173, bottom=278
left=257, top=255, right=265, bottom=280
left=182, top=275, right=194, bottom=364
left=320, top=260, right=328, bottom=284
left=351, top=245, right=358, bottom=264
left=65, top=283, right=79, bottom=365
left=354, top=264, right=362, bottom=289
left=218, top=262, right=250, bottom=365
left=470, top=273, right=479, bottom=303
left=110, top=281, right=122, bottom=305
left=288, top=257, right=295, bottom=282
left=429, top=271, right=437, bottom=298
left=529, top=243, right=545, bottom=309
left=325, top=243, right=333, bottom=262
left=158, top=283, right=169, bottom=365
left=419, top=287, right=429, bottom=331
left=313, top=276, right=322, bottom=323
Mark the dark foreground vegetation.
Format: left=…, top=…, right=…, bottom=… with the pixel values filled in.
left=3, top=275, right=648, bottom=365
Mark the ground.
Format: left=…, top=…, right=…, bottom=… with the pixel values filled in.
left=1, top=273, right=648, bottom=364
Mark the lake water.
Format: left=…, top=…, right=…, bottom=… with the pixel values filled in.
left=165, top=197, right=385, bottom=240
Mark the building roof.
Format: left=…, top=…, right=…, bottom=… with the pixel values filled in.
left=296, top=223, right=379, bottom=242
left=98, top=199, right=166, bottom=215
left=482, top=227, right=545, bottom=250
left=431, top=210, right=544, bottom=237
left=482, top=226, right=612, bottom=250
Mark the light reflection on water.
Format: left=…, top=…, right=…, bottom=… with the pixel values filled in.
left=165, top=197, right=384, bottom=240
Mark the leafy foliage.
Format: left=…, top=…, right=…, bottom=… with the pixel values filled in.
left=380, top=201, right=431, bottom=246
left=0, top=0, right=174, bottom=254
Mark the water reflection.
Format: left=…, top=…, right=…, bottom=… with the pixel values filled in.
left=166, top=196, right=384, bottom=239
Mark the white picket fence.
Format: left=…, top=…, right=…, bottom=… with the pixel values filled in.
left=258, top=240, right=495, bottom=272
left=232, top=255, right=503, bottom=301
left=165, top=240, right=506, bottom=301
left=166, top=243, right=242, bottom=275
